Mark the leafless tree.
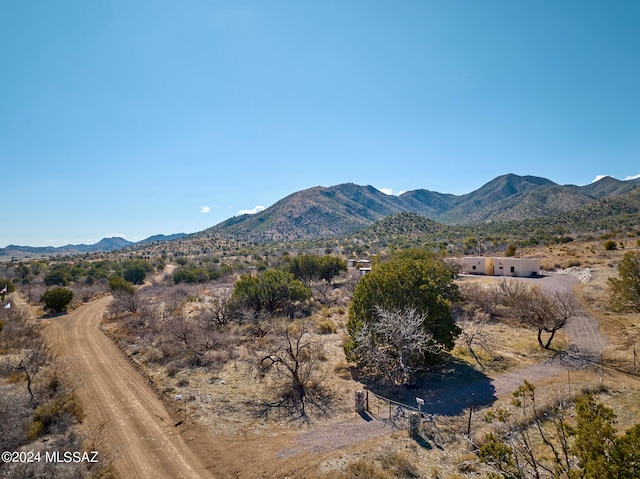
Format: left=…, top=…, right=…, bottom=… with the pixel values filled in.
left=342, top=269, right=361, bottom=295
left=500, top=281, right=577, bottom=349
left=454, top=307, right=492, bottom=369
left=9, top=341, right=52, bottom=401
left=354, top=307, right=440, bottom=390
left=166, top=315, right=195, bottom=348
left=197, top=294, right=233, bottom=327
left=111, top=288, right=138, bottom=314
left=252, top=318, right=329, bottom=419
left=312, top=281, right=334, bottom=304
left=459, top=281, right=502, bottom=317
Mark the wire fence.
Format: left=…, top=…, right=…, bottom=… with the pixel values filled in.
left=363, top=389, right=445, bottom=444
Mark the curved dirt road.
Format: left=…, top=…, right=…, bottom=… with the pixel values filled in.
left=41, top=273, right=611, bottom=474
left=44, top=297, right=217, bottom=479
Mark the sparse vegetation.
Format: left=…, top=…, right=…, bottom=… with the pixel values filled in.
left=0, top=299, right=105, bottom=478
left=1, top=177, right=639, bottom=478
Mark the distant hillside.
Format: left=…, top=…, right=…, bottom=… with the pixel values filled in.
left=351, top=212, right=453, bottom=247
left=0, top=233, right=187, bottom=259
left=206, top=184, right=407, bottom=241
left=137, top=233, right=188, bottom=244
left=207, top=174, right=639, bottom=241
left=464, top=186, right=640, bottom=243
left=432, top=174, right=556, bottom=224
left=5, top=173, right=638, bottom=257
left=346, top=186, right=640, bottom=252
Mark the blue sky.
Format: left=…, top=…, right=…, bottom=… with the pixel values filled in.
left=1, top=1, right=639, bottom=247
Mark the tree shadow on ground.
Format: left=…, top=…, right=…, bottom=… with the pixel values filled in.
left=40, top=312, right=68, bottom=319
left=360, top=359, right=497, bottom=417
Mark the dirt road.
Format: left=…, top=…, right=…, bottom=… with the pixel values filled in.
left=44, top=297, right=218, bottom=479
left=39, top=272, right=611, bottom=476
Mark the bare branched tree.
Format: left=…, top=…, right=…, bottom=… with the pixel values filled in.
left=459, top=282, right=502, bottom=317
left=454, top=307, right=492, bottom=369
left=342, top=269, right=361, bottom=295
left=499, top=280, right=577, bottom=349
left=252, top=318, right=329, bottom=419
left=166, top=315, right=195, bottom=348
left=197, top=294, right=233, bottom=327
left=111, top=288, right=138, bottom=314
left=354, top=307, right=440, bottom=390
left=312, top=281, right=334, bottom=304
left=10, top=340, right=52, bottom=401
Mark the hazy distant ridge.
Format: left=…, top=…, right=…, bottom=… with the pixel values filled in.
left=0, top=233, right=187, bottom=258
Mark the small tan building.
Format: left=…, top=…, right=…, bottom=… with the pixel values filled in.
left=460, top=256, right=540, bottom=277
left=492, top=257, right=540, bottom=277
left=461, top=257, right=494, bottom=275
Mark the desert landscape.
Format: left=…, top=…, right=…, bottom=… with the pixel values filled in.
left=2, top=195, right=640, bottom=478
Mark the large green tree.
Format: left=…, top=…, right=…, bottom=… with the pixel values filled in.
left=40, top=287, right=74, bottom=314
left=345, top=250, right=460, bottom=369
left=608, top=251, right=640, bottom=312
left=122, top=260, right=153, bottom=285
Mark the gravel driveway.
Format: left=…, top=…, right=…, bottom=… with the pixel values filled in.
left=283, top=271, right=608, bottom=456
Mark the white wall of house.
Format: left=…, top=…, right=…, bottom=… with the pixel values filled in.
left=459, top=257, right=540, bottom=277
left=461, top=257, right=494, bottom=275
left=492, top=257, right=540, bottom=277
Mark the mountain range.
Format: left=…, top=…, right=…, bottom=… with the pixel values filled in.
left=204, top=173, right=640, bottom=241
left=0, top=234, right=187, bottom=259
left=3, top=174, right=639, bottom=258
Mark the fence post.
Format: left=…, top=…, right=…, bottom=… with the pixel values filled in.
left=409, top=412, right=421, bottom=439
left=355, top=390, right=365, bottom=414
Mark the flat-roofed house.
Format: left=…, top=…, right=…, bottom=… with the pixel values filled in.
left=492, top=257, right=540, bottom=277
left=462, top=257, right=494, bottom=275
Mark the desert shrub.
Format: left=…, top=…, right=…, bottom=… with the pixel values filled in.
left=0, top=386, right=31, bottom=451
left=29, top=392, right=84, bottom=440
left=604, top=240, right=618, bottom=250
left=608, top=251, right=640, bottom=312
left=378, top=451, right=420, bottom=478
left=176, top=378, right=189, bottom=387
left=335, top=459, right=392, bottom=479
left=232, top=269, right=311, bottom=316
left=316, top=318, right=336, bottom=334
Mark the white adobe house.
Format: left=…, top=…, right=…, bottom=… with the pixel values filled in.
left=461, top=257, right=494, bottom=275
left=461, top=257, right=540, bottom=277
left=492, top=257, right=540, bottom=277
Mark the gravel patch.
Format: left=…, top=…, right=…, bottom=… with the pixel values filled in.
left=555, top=266, right=593, bottom=283
left=277, top=416, right=395, bottom=457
